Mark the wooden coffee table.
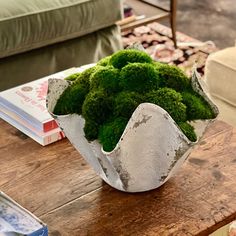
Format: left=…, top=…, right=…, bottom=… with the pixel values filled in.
left=1, top=119, right=236, bottom=235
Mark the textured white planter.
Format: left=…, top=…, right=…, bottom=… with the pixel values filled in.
left=46, top=66, right=218, bottom=193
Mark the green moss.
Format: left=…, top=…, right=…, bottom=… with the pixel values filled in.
left=90, top=66, right=121, bottom=93
left=110, top=49, right=153, bottom=69
left=120, top=63, right=159, bottom=93
left=181, top=92, right=215, bottom=120
left=153, top=61, right=163, bottom=68
left=82, top=90, right=112, bottom=124
left=155, top=63, right=190, bottom=91
left=146, top=88, right=187, bottom=122
left=84, top=119, right=99, bottom=141
left=97, top=56, right=111, bottom=66
left=65, top=73, right=80, bottom=82
left=53, top=66, right=103, bottom=115
left=73, top=65, right=104, bottom=91
left=178, top=122, right=197, bottom=142
left=98, top=117, right=128, bottom=152
left=54, top=49, right=216, bottom=151
left=53, top=83, right=88, bottom=115
left=114, top=92, right=144, bottom=118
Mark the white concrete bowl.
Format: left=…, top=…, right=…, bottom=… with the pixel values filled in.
left=46, top=66, right=218, bottom=192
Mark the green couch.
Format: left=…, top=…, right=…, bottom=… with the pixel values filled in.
left=0, top=0, right=123, bottom=91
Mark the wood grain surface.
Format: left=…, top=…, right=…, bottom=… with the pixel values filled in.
left=0, top=119, right=236, bottom=236
left=0, top=119, right=101, bottom=217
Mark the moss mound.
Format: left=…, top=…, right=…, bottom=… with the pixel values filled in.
left=65, top=73, right=80, bottom=82
left=53, top=83, right=88, bottom=115
left=114, top=92, right=144, bottom=118
left=120, top=63, right=159, bottom=93
left=82, top=90, right=112, bottom=124
left=53, top=48, right=216, bottom=150
left=84, top=119, right=99, bottom=141
left=181, top=92, right=215, bottom=120
left=98, top=117, right=128, bottom=152
left=75, top=65, right=103, bottom=91
left=90, top=66, right=120, bottom=93
left=97, top=56, right=111, bottom=66
left=110, top=49, right=152, bottom=69
left=146, top=88, right=187, bottom=122
left=155, top=63, right=190, bottom=91
left=178, top=122, right=197, bottom=142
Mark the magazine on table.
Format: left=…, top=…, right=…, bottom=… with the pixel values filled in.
left=0, top=191, right=48, bottom=236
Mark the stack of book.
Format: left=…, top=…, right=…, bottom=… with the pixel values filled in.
left=0, top=68, right=82, bottom=146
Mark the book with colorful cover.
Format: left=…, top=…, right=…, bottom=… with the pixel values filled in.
left=0, top=64, right=95, bottom=145
left=0, top=107, right=65, bottom=146
left=0, top=67, right=83, bottom=133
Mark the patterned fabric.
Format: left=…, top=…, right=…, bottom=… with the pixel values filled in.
left=0, top=194, right=42, bottom=234
left=122, top=22, right=217, bottom=76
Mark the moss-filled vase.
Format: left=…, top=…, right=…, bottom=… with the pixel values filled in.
left=46, top=66, right=218, bottom=193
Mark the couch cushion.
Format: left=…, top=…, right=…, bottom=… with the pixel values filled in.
left=205, top=47, right=236, bottom=106
left=0, top=25, right=122, bottom=91
left=0, top=0, right=122, bottom=58
left=205, top=46, right=236, bottom=127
